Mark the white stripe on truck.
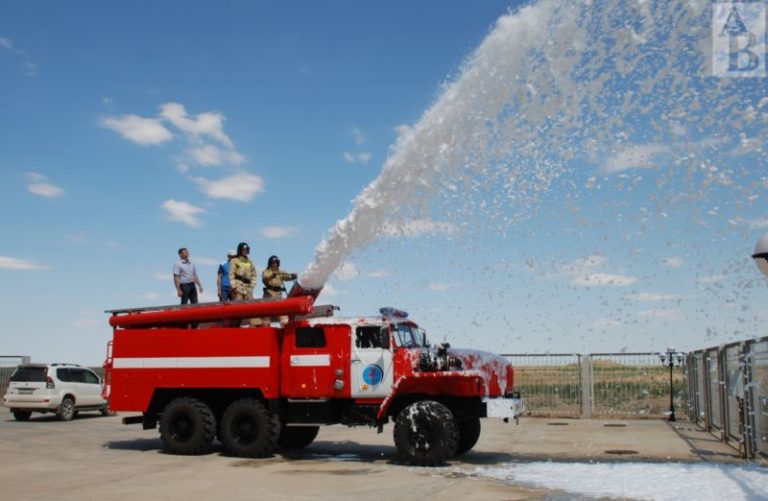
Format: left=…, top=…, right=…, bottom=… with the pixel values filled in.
left=113, top=356, right=270, bottom=369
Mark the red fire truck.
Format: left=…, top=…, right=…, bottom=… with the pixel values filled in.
left=104, top=285, right=523, bottom=466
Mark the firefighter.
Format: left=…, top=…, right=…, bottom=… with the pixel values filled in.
left=262, top=255, right=297, bottom=326
left=228, top=242, right=257, bottom=301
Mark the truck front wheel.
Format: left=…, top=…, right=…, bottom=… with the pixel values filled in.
left=278, top=425, right=319, bottom=450
left=219, top=398, right=279, bottom=457
left=159, top=397, right=216, bottom=455
left=394, top=400, right=459, bottom=466
left=455, top=416, right=481, bottom=455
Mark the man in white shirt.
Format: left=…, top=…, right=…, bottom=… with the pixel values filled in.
left=173, top=247, right=204, bottom=305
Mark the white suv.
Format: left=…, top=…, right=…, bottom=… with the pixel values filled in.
left=2, top=363, right=109, bottom=421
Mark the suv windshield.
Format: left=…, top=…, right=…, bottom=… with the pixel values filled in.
left=394, top=324, right=427, bottom=348
left=10, top=366, right=47, bottom=382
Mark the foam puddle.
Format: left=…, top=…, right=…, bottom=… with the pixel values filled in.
left=468, top=461, right=768, bottom=501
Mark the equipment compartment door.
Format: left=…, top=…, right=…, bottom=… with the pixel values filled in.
left=350, top=325, right=393, bottom=398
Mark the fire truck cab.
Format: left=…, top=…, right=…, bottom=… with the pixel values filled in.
left=104, top=297, right=523, bottom=466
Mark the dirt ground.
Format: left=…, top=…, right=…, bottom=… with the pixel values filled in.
left=0, top=408, right=744, bottom=500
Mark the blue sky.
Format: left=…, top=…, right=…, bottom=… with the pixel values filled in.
left=1, top=1, right=766, bottom=364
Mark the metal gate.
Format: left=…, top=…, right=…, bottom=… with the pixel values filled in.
left=685, top=337, right=768, bottom=459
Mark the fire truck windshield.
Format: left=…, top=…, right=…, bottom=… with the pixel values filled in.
left=394, top=324, right=427, bottom=348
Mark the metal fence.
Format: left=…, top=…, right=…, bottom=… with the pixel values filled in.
left=503, top=353, right=685, bottom=419
left=0, top=356, right=30, bottom=397
left=686, top=337, right=768, bottom=459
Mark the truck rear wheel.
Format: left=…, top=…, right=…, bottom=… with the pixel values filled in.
left=159, top=397, right=216, bottom=455
left=219, top=398, right=279, bottom=457
left=278, top=425, right=319, bottom=450
left=394, top=400, right=459, bottom=466
left=455, top=416, right=481, bottom=455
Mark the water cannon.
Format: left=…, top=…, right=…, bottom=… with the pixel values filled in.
left=752, top=233, right=768, bottom=278
left=287, top=282, right=324, bottom=303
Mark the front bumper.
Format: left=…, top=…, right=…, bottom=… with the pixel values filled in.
left=483, top=396, right=525, bottom=419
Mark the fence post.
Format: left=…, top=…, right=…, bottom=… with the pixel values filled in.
left=741, top=341, right=756, bottom=459
left=580, top=355, right=592, bottom=419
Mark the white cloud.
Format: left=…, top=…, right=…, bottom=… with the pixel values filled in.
left=601, top=143, right=671, bottom=174
left=153, top=272, right=173, bottom=281
left=730, top=217, right=768, bottom=229
left=193, top=171, right=265, bottom=202
left=661, top=257, right=685, bottom=268
left=381, top=219, right=458, bottom=237
left=592, top=317, right=621, bottom=328
left=638, top=308, right=682, bottom=320
left=0, top=35, right=38, bottom=76
left=161, top=199, right=205, bottom=227
left=143, top=291, right=163, bottom=301
left=262, top=226, right=298, bottom=239
left=571, top=272, right=636, bottom=286
left=349, top=127, right=365, bottom=145
left=25, top=172, right=65, bottom=198
left=0, top=256, right=49, bottom=270
left=560, top=254, right=636, bottom=287
left=189, top=144, right=245, bottom=167
left=367, top=269, right=390, bottom=279
left=101, top=114, right=173, bottom=145
left=333, top=262, right=360, bottom=281
left=342, top=151, right=372, bottom=164
left=628, top=292, right=682, bottom=302
left=71, top=310, right=101, bottom=328
left=159, top=102, right=233, bottom=147
left=697, top=274, right=725, bottom=284
left=427, top=282, right=452, bottom=292
left=193, top=257, right=220, bottom=266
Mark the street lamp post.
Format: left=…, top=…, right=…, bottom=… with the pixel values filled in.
left=659, top=347, right=684, bottom=422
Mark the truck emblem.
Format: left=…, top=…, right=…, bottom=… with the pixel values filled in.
left=362, top=364, right=383, bottom=386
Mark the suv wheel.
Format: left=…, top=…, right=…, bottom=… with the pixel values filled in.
left=12, top=410, right=32, bottom=421
left=57, top=397, right=75, bottom=421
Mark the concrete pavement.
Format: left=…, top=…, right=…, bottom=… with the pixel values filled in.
left=0, top=408, right=750, bottom=500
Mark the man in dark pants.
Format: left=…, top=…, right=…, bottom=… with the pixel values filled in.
left=173, top=247, right=204, bottom=304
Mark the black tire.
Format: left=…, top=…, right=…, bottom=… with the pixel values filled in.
left=219, top=398, right=279, bottom=457
left=100, top=404, right=113, bottom=416
left=12, top=410, right=32, bottom=421
left=455, top=416, right=481, bottom=455
left=159, top=397, right=216, bottom=455
left=57, top=397, right=75, bottom=421
left=393, top=400, right=459, bottom=466
left=278, top=425, right=319, bottom=450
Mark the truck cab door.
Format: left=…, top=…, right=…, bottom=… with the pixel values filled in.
left=350, top=325, right=393, bottom=399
